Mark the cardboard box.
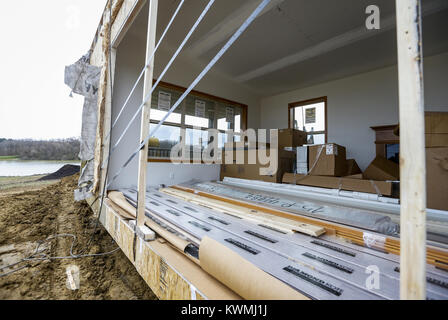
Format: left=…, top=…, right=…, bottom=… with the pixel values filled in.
left=278, top=128, right=307, bottom=149
left=220, top=149, right=295, bottom=183
left=363, top=156, right=399, bottom=181
left=426, top=134, right=448, bottom=147
left=345, top=173, right=363, bottom=179
left=425, top=113, right=448, bottom=148
left=425, top=112, right=448, bottom=134
left=308, top=143, right=347, bottom=176
left=282, top=172, right=396, bottom=197
left=345, top=159, right=362, bottom=176
left=426, top=147, right=448, bottom=211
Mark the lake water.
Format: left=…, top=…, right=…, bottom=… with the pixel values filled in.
left=0, top=160, right=80, bottom=177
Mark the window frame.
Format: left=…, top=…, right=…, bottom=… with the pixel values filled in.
left=148, top=80, right=248, bottom=162
left=288, top=96, right=328, bottom=144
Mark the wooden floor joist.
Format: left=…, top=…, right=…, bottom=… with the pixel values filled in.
left=172, top=185, right=448, bottom=270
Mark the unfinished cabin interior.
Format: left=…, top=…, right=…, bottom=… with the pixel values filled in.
left=82, top=0, right=448, bottom=300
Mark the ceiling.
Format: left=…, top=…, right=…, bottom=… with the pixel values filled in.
left=128, top=0, right=448, bottom=97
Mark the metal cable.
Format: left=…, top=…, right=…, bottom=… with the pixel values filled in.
left=106, top=0, right=273, bottom=189
left=104, top=0, right=216, bottom=167
left=103, top=0, right=186, bottom=146
left=0, top=234, right=120, bottom=278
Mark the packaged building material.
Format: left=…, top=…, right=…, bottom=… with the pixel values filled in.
left=345, top=173, right=363, bottom=179
left=221, top=149, right=295, bottom=183
left=282, top=172, right=397, bottom=197
left=278, top=128, right=307, bottom=149
left=426, top=134, right=448, bottom=148
left=363, top=156, right=399, bottom=181
left=426, top=112, right=448, bottom=134
left=345, top=159, right=362, bottom=176
left=425, top=112, right=448, bottom=147
left=296, top=146, right=308, bottom=174
left=308, top=143, right=347, bottom=176
left=426, top=147, right=448, bottom=211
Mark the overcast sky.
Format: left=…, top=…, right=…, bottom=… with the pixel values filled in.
left=0, top=0, right=107, bottom=140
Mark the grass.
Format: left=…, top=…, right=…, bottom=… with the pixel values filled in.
left=0, top=155, right=19, bottom=160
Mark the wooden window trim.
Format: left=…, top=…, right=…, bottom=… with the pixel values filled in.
left=148, top=80, right=248, bottom=162
left=152, top=80, right=248, bottom=131
left=288, top=96, right=328, bottom=144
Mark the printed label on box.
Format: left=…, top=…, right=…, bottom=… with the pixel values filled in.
left=326, top=144, right=338, bottom=156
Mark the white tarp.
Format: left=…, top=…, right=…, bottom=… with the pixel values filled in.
left=64, top=54, right=101, bottom=201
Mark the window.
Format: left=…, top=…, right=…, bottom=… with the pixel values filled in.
left=148, top=82, right=247, bottom=160
left=288, top=97, right=327, bottom=145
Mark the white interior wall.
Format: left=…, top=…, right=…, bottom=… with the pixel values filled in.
left=145, top=48, right=264, bottom=188
left=109, top=11, right=263, bottom=190
left=109, top=30, right=145, bottom=190
left=259, top=52, right=448, bottom=170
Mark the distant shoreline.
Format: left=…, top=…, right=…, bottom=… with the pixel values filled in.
left=0, top=160, right=80, bottom=177
left=0, top=155, right=19, bottom=160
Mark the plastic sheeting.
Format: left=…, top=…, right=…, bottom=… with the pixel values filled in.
left=180, top=181, right=400, bottom=236
left=64, top=54, right=101, bottom=200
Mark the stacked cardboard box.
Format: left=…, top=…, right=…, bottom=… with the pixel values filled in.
left=219, top=129, right=306, bottom=183
left=283, top=142, right=399, bottom=197
left=282, top=172, right=397, bottom=196
left=308, top=143, right=347, bottom=176
left=220, top=148, right=295, bottom=183
left=278, top=128, right=307, bottom=149
left=363, top=156, right=399, bottom=181
left=425, top=112, right=448, bottom=211
left=426, top=112, right=448, bottom=147
left=295, top=143, right=348, bottom=177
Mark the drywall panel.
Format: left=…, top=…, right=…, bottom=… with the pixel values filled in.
left=259, top=52, right=448, bottom=170
left=109, top=31, right=146, bottom=190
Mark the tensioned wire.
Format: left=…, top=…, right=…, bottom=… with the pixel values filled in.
left=102, top=0, right=186, bottom=146
left=102, top=0, right=215, bottom=170
left=88, top=0, right=215, bottom=222
left=106, top=0, right=273, bottom=190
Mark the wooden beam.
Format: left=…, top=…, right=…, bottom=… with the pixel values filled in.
left=137, top=0, right=158, bottom=228
left=396, top=0, right=426, bottom=300
left=160, top=187, right=326, bottom=237
left=111, top=0, right=147, bottom=48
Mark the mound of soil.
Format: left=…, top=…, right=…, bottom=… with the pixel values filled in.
left=39, top=164, right=80, bottom=181
left=0, top=174, right=157, bottom=300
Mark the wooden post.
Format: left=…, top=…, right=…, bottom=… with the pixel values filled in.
left=396, top=0, right=426, bottom=300
left=137, top=0, right=158, bottom=228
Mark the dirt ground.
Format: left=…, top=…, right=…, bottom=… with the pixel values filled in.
left=0, top=174, right=157, bottom=300
left=0, top=175, right=59, bottom=196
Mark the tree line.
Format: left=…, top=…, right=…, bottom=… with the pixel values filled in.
left=0, top=138, right=80, bottom=160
